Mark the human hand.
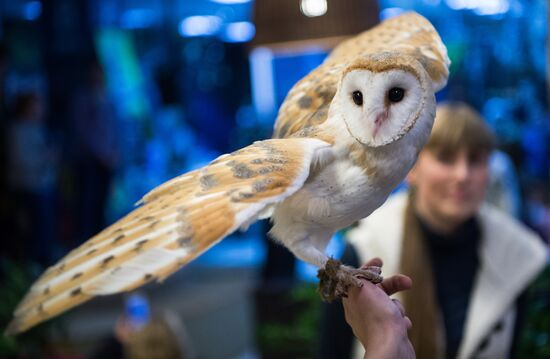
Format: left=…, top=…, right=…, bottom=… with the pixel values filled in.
left=342, top=258, right=415, bottom=359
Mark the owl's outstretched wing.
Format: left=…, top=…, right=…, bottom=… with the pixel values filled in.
left=7, top=138, right=332, bottom=335
left=273, top=12, right=450, bottom=138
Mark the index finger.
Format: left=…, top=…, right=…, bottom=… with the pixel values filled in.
left=361, top=257, right=383, bottom=268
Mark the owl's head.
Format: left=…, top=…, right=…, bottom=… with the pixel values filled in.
left=334, top=53, right=434, bottom=147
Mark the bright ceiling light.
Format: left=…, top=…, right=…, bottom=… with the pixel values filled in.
left=300, top=0, right=328, bottom=17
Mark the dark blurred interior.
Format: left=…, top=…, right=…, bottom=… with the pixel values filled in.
left=0, top=0, right=549, bottom=358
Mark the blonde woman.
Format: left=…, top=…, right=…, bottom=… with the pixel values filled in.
left=322, top=102, right=548, bottom=359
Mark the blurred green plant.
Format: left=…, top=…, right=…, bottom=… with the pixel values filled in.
left=0, top=258, right=52, bottom=358
left=257, top=282, right=321, bottom=358
left=515, top=263, right=550, bottom=358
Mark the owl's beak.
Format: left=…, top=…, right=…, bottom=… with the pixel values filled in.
left=372, top=109, right=389, bottom=139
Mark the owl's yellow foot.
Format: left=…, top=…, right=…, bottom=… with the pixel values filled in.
left=317, top=258, right=383, bottom=302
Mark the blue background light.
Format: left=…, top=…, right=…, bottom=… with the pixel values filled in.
left=22, top=1, right=42, bottom=21
left=220, top=21, right=255, bottom=43
left=179, top=15, right=223, bottom=37
left=210, top=0, right=252, bottom=4
left=120, top=8, right=160, bottom=29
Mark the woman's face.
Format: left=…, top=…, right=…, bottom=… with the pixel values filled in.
left=407, top=147, right=490, bottom=233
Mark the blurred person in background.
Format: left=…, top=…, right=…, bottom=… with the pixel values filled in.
left=6, top=91, right=60, bottom=266
left=320, top=102, right=548, bottom=359
left=71, top=59, right=120, bottom=244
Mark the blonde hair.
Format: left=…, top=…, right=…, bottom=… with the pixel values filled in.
left=425, top=102, right=496, bottom=157
left=401, top=196, right=444, bottom=359
left=124, top=315, right=184, bottom=359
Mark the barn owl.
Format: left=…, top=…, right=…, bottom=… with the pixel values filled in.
left=7, top=12, right=449, bottom=335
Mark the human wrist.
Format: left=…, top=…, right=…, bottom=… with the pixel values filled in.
left=362, top=323, right=411, bottom=359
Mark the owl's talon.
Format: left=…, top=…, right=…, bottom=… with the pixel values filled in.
left=353, top=267, right=383, bottom=284
left=317, top=258, right=383, bottom=302
left=362, top=265, right=382, bottom=275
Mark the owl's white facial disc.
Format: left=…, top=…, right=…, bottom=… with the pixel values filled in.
left=339, top=69, right=425, bottom=147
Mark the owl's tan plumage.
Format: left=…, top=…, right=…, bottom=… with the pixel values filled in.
left=274, top=12, right=449, bottom=138
left=7, top=12, right=449, bottom=335
left=7, top=138, right=330, bottom=333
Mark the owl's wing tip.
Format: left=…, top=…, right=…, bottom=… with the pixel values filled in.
left=4, top=319, right=23, bottom=337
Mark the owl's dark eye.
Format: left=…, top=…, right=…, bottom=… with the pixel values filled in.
left=388, top=87, right=405, bottom=103
left=352, top=91, right=363, bottom=106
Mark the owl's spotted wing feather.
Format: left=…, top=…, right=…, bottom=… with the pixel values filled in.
left=6, top=138, right=332, bottom=335
left=273, top=12, right=450, bottom=138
